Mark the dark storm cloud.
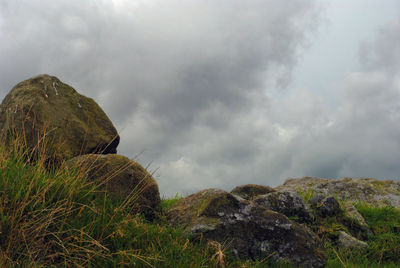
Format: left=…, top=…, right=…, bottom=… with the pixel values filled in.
left=6, top=1, right=399, bottom=197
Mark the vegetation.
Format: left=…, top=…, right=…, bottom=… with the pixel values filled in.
left=302, top=196, right=400, bottom=268
left=324, top=203, right=400, bottom=267
left=0, top=138, right=399, bottom=267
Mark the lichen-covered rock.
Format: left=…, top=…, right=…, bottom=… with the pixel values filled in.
left=65, top=154, right=160, bottom=220
left=310, top=196, right=341, bottom=218
left=276, top=177, right=400, bottom=208
left=0, top=75, right=119, bottom=163
left=337, top=231, right=367, bottom=249
left=231, top=184, right=275, bottom=200
left=253, top=191, right=314, bottom=223
left=167, top=188, right=327, bottom=267
left=343, top=203, right=368, bottom=227
left=308, top=194, right=324, bottom=208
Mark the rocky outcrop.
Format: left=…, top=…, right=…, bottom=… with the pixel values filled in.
left=253, top=191, right=314, bottom=223
left=65, top=154, right=160, bottom=220
left=276, top=177, right=400, bottom=208
left=0, top=75, right=119, bottom=163
left=167, top=188, right=327, bottom=267
left=231, top=184, right=275, bottom=200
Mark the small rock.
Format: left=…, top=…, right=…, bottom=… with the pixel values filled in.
left=309, top=194, right=324, bottom=208
left=337, top=231, right=368, bottom=249
left=343, top=203, right=368, bottom=227
left=311, top=196, right=341, bottom=217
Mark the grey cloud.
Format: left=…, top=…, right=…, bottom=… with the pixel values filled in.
left=359, top=19, right=400, bottom=76
left=6, top=1, right=399, bottom=197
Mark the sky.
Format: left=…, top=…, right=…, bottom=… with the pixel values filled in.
left=1, top=0, right=400, bottom=197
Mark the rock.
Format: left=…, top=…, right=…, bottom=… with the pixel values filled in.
left=309, top=194, right=324, bottom=208
left=337, top=231, right=368, bottom=249
left=343, top=203, right=368, bottom=227
left=316, top=196, right=341, bottom=218
left=167, top=188, right=327, bottom=267
left=0, top=74, right=119, bottom=163
left=276, top=177, right=400, bottom=208
left=64, top=154, right=160, bottom=220
left=231, top=184, right=275, bottom=200
left=253, top=191, right=314, bottom=223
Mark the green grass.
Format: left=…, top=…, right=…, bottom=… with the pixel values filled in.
left=0, top=138, right=399, bottom=267
left=322, top=203, right=400, bottom=267
left=0, top=146, right=216, bottom=267
left=0, top=139, right=273, bottom=267
left=160, top=194, right=183, bottom=211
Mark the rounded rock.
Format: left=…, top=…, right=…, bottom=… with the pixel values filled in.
left=0, top=74, right=119, bottom=163
left=65, top=154, right=161, bottom=220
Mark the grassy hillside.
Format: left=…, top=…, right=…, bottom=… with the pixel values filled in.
left=0, top=142, right=399, bottom=267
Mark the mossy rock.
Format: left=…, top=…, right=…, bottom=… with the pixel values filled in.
left=253, top=191, right=314, bottom=223
left=167, top=188, right=327, bottom=267
left=64, top=154, right=161, bottom=220
left=276, top=177, right=400, bottom=208
left=231, top=184, right=275, bottom=200
left=0, top=74, right=119, bottom=164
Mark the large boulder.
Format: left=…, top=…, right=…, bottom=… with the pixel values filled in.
left=64, top=154, right=160, bottom=220
left=167, top=188, right=327, bottom=267
left=276, top=177, right=400, bottom=208
left=0, top=74, right=119, bottom=163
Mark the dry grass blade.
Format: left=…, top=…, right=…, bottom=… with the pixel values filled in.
left=208, top=241, right=226, bottom=267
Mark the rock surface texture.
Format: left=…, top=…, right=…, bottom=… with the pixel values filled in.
left=253, top=191, right=314, bottom=223
left=337, top=231, right=368, bottom=249
left=0, top=75, right=119, bottom=162
left=65, top=154, right=160, bottom=220
left=167, top=188, right=327, bottom=267
left=276, top=177, right=400, bottom=208
left=343, top=203, right=368, bottom=227
left=230, top=184, right=275, bottom=200
left=309, top=195, right=341, bottom=218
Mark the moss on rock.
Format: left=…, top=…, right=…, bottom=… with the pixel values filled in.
left=167, top=188, right=327, bottom=267
left=0, top=75, right=119, bottom=164
left=64, top=154, right=160, bottom=220
left=231, top=184, right=275, bottom=200
left=276, top=177, right=400, bottom=208
left=253, top=191, right=314, bottom=223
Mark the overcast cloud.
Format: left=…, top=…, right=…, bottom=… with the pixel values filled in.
left=0, top=0, right=399, bottom=196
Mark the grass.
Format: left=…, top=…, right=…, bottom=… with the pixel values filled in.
left=0, top=142, right=217, bottom=267
left=0, top=131, right=274, bottom=267
left=317, top=203, right=400, bottom=268
left=160, top=194, right=183, bottom=211
left=297, top=186, right=400, bottom=267
left=0, top=133, right=399, bottom=267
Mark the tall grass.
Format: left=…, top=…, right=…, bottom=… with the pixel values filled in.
left=0, top=128, right=221, bottom=267
left=1, top=122, right=400, bottom=267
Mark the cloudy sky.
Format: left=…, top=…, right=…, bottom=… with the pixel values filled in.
left=1, top=0, right=399, bottom=197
